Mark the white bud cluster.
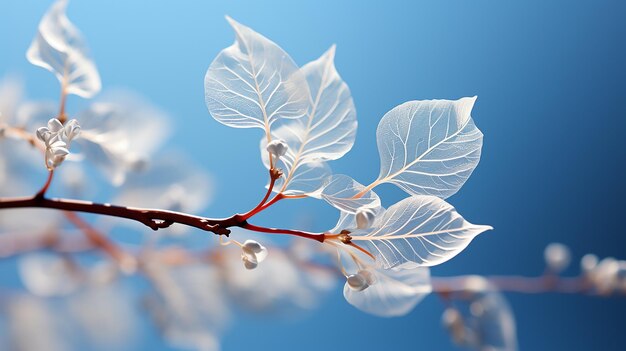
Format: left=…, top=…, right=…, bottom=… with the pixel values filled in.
left=544, top=243, right=571, bottom=273
left=581, top=255, right=626, bottom=295
left=346, top=269, right=377, bottom=291
left=266, top=139, right=288, bottom=158
left=355, top=207, right=376, bottom=229
left=241, top=240, right=268, bottom=270
left=36, top=118, right=80, bottom=170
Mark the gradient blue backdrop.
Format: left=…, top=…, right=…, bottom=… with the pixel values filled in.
left=1, top=1, right=625, bottom=350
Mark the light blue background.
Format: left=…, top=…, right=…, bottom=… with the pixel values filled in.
left=1, top=1, right=626, bottom=350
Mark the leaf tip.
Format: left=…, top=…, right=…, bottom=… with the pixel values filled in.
left=480, top=224, right=494, bottom=232
left=224, top=15, right=243, bottom=31
left=327, top=44, right=337, bottom=57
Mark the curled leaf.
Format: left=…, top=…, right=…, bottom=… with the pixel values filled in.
left=344, top=262, right=431, bottom=317
left=75, top=90, right=171, bottom=186
left=27, top=0, right=101, bottom=98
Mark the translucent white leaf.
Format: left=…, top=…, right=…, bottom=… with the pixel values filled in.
left=26, top=0, right=101, bottom=98
left=258, top=46, right=356, bottom=195
left=375, top=97, right=482, bottom=199
left=352, top=195, right=492, bottom=269
left=344, top=263, right=431, bottom=317
left=75, top=90, right=171, bottom=185
left=277, top=161, right=331, bottom=197
left=320, top=174, right=381, bottom=213
left=205, top=16, right=309, bottom=131
left=298, top=45, right=356, bottom=158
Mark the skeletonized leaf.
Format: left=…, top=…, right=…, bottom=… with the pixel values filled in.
left=375, top=97, right=482, bottom=199
left=344, top=263, right=431, bottom=317
left=275, top=46, right=357, bottom=166
left=205, top=17, right=309, bottom=131
left=27, top=0, right=101, bottom=98
left=320, top=174, right=381, bottom=213
left=275, top=161, right=331, bottom=197
left=262, top=46, right=357, bottom=195
left=352, top=195, right=492, bottom=269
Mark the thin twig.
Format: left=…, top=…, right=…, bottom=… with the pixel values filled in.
left=35, top=170, right=54, bottom=198
left=242, top=222, right=325, bottom=242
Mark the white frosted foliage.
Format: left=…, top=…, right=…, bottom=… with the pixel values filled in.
left=375, top=97, right=483, bottom=198
left=26, top=0, right=101, bottom=98
left=344, top=263, right=431, bottom=317
left=258, top=45, right=357, bottom=196
left=320, top=174, right=381, bottom=214
left=352, top=195, right=492, bottom=269
left=205, top=17, right=309, bottom=130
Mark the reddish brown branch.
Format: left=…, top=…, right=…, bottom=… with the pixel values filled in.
left=0, top=195, right=330, bottom=245
left=35, top=170, right=54, bottom=198
left=241, top=168, right=282, bottom=220
left=431, top=274, right=595, bottom=295
left=242, top=222, right=325, bottom=242
left=63, top=211, right=132, bottom=266
left=0, top=195, right=243, bottom=235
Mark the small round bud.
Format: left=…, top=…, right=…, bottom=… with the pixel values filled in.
left=266, top=139, right=288, bottom=158
left=544, top=243, right=571, bottom=273
left=358, top=269, right=377, bottom=286
left=242, top=255, right=258, bottom=270
left=355, top=207, right=376, bottom=229
left=241, top=240, right=268, bottom=270
left=347, top=273, right=369, bottom=291
left=581, top=254, right=598, bottom=273
left=442, top=307, right=463, bottom=328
